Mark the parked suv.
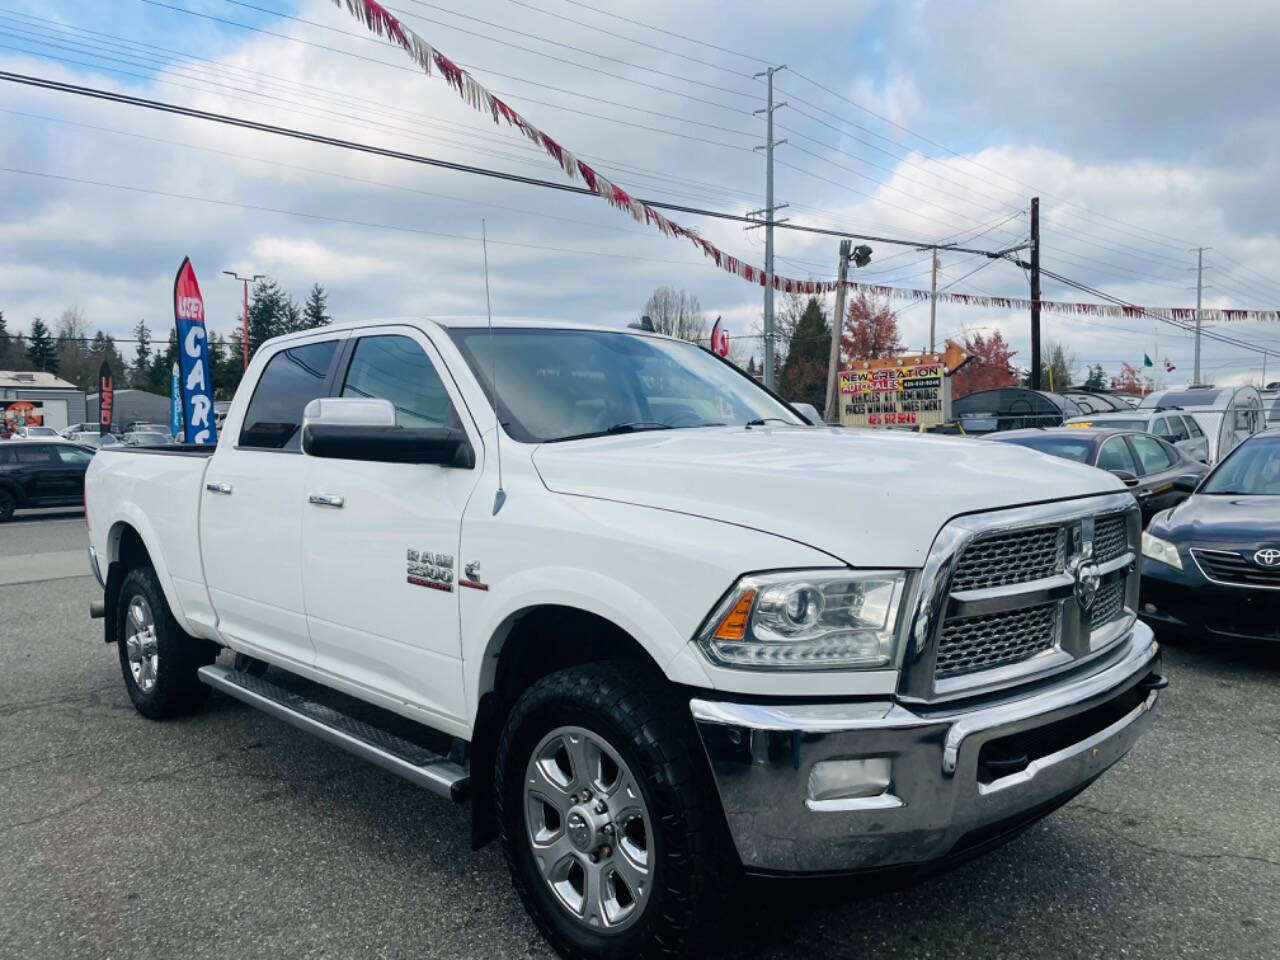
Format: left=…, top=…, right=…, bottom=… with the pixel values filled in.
left=0, top=441, right=94, bottom=521
left=1067, top=408, right=1210, bottom=463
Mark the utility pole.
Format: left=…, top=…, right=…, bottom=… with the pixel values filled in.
left=928, top=249, right=939, bottom=352
left=824, top=239, right=852, bottom=423
left=754, top=64, right=786, bottom=389
left=222, top=270, right=263, bottom=371
left=1192, top=246, right=1205, bottom=385
left=1030, top=197, right=1042, bottom=391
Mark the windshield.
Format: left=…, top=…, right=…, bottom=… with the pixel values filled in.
left=997, top=436, right=1094, bottom=463
left=1084, top=418, right=1145, bottom=429
left=447, top=327, right=803, bottom=443
left=1200, top=437, right=1280, bottom=495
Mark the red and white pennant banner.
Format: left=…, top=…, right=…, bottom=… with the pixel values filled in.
left=334, top=2, right=1277, bottom=320
left=332, top=0, right=837, bottom=295
left=846, top=283, right=1280, bottom=322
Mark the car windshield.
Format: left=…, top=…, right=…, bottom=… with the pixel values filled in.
left=1084, top=418, right=1145, bottom=429
left=996, top=436, right=1094, bottom=463
left=447, top=327, right=803, bottom=443
left=1200, top=437, right=1280, bottom=495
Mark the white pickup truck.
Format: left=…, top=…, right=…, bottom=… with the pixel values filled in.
left=85, top=318, right=1163, bottom=959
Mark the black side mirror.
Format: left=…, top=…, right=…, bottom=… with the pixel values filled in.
left=303, top=424, right=475, bottom=468
left=1108, top=469, right=1139, bottom=487
left=1172, top=474, right=1200, bottom=493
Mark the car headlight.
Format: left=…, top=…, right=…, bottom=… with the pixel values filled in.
left=696, top=570, right=908, bottom=670
left=1141, top=531, right=1182, bottom=570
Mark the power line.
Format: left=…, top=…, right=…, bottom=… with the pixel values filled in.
left=513, top=0, right=1206, bottom=258
left=0, top=70, right=1019, bottom=255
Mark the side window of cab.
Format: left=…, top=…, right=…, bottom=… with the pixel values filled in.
left=239, top=340, right=340, bottom=451
left=340, top=335, right=459, bottom=429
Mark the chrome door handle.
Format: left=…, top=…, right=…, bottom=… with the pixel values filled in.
left=205, top=482, right=233, bottom=495
left=308, top=493, right=345, bottom=508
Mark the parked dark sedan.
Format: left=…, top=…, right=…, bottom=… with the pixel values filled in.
left=987, top=427, right=1208, bottom=523
left=1140, top=430, right=1280, bottom=644
left=0, top=441, right=95, bottom=521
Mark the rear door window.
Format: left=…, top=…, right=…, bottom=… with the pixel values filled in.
left=1130, top=434, right=1175, bottom=474
left=1097, top=437, right=1138, bottom=474
left=13, top=444, right=55, bottom=464
left=240, top=340, right=340, bottom=450
left=1152, top=417, right=1171, bottom=438
left=1166, top=416, right=1190, bottom=442
left=1183, top=416, right=1204, bottom=438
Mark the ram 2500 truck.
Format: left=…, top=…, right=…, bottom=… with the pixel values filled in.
left=85, top=318, right=1163, bottom=959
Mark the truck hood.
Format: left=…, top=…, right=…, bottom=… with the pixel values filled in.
left=532, top=426, right=1125, bottom=568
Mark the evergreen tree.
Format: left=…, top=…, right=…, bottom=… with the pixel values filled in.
left=777, top=297, right=832, bottom=411
left=25, top=317, right=59, bottom=373
left=1082, top=364, right=1109, bottom=392
left=247, top=278, right=290, bottom=356
left=86, top=331, right=128, bottom=392
left=147, top=329, right=179, bottom=395
left=746, top=355, right=758, bottom=377
left=303, top=283, right=331, bottom=328
left=132, top=320, right=152, bottom=388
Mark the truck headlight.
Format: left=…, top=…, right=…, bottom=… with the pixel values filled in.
left=1141, top=531, right=1182, bottom=570
left=697, top=570, right=908, bottom=670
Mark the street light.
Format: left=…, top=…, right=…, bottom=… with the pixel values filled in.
left=222, top=271, right=264, bottom=371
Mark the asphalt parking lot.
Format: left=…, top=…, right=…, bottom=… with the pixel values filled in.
left=1, top=514, right=1277, bottom=959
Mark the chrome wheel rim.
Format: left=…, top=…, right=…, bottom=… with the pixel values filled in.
left=124, top=594, right=159, bottom=694
left=524, top=725, right=653, bottom=933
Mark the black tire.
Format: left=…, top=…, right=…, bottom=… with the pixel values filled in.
left=115, top=566, right=217, bottom=719
left=0, top=487, right=15, bottom=523
left=496, top=662, right=733, bottom=960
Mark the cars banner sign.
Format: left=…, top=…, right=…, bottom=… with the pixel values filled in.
left=172, top=257, right=217, bottom=445
left=98, top=360, right=113, bottom=436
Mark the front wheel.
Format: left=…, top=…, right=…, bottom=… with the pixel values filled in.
left=496, top=663, right=733, bottom=959
left=115, top=566, right=216, bottom=719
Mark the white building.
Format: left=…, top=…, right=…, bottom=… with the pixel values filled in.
left=0, top=370, right=87, bottom=431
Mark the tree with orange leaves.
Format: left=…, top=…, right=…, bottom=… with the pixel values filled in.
left=841, top=290, right=903, bottom=363
left=950, top=330, right=1018, bottom=398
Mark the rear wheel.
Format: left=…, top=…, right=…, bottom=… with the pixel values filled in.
left=496, top=663, right=733, bottom=959
left=115, top=566, right=216, bottom=719
left=0, top=487, right=15, bottom=523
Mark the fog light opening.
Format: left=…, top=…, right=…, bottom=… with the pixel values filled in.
left=806, top=757, right=892, bottom=803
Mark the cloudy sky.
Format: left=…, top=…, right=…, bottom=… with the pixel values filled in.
left=2, top=0, right=1280, bottom=387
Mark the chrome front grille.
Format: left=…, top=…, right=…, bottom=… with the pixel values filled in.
left=1094, top=515, right=1128, bottom=564
left=936, top=603, right=1057, bottom=678
left=904, top=493, right=1141, bottom=701
left=949, top=526, right=1064, bottom=591
left=1091, top=578, right=1125, bottom=625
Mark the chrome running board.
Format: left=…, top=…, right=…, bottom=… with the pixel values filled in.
left=198, top=664, right=469, bottom=802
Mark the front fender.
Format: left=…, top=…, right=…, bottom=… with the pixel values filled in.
left=464, top=565, right=715, bottom=707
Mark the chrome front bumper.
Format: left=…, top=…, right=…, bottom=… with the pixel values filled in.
left=691, top=623, right=1161, bottom=875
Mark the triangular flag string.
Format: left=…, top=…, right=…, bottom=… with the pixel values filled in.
left=333, top=2, right=1280, bottom=321
left=331, top=0, right=839, bottom=296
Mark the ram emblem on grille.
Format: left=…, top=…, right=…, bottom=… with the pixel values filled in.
left=1068, top=516, right=1100, bottom=612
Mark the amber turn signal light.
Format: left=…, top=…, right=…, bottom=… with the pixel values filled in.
left=713, top=589, right=757, bottom=641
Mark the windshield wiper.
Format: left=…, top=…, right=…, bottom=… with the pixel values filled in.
left=746, top=417, right=793, bottom=426
left=552, top=421, right=674, bottom=442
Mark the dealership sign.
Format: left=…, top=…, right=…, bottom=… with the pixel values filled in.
left=839, top=343, right=970, bottom=430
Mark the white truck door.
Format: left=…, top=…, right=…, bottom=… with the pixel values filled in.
left=300, top=330, right=481, bottom=724
left=201, top=335, right=345, bottom=666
